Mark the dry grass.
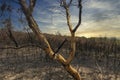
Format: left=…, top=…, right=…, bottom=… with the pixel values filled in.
left=0, top=47, right=120, bottom=80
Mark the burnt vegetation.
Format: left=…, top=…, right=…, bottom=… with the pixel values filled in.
left=0, top=0, right=120, bottom=80
left=0, top=28, right=120, bottom=80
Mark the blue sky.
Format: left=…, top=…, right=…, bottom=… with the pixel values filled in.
left=0, top=0, right=120, bottom=38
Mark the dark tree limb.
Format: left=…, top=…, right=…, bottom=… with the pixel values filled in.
left=53, top=38, right=67, bottom=56
left=73, top=0, right=82, bottom=32
left=3, top=17, right=18, bottom=47
left=6, top=29, right=18, bottom=47
left=68, top=0, right=73, bottom=7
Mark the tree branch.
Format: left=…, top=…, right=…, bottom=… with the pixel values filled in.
left=66, top=33, right=76, bottom=64
left=19, top=0, right=82, bottom=79
left=61, top=0, right=75, bottom=64
left=3, top=17, right=18, bottom=47
left=73, top=0, right=82, bottom=32
left=68, top=0, right=73, bottom=7
left=6, top=28, right=18, bottom=47
left=19, top=0, right=29, bottom=15
left=66, top=8, right=73, bottom=32
left=53, top=38, right=67, bottom=56
left=58, top=0, right=73, bottom=33
left=60, top=0, right=67, bottom=8
left=63, top=0, right=73, bottom=32
left=29, top=0, right=36, bottom=13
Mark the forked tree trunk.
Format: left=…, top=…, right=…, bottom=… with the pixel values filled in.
left=19, top=0, right=82, bottom=80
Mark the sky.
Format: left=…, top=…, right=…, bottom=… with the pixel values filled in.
left=0, top=0, right=120, bottom=38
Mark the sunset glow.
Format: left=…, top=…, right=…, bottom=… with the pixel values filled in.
left=0, top=0, right=120, bottom=38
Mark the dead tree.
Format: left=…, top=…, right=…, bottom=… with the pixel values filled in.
left=18, top=0, right=82, bottom=80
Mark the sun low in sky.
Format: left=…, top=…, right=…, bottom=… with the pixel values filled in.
left=0, top=0, right=120, bottom=38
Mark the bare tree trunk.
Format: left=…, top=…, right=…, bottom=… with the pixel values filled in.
left=19, top=0, right=82, bottom=80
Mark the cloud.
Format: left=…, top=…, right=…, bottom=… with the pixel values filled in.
left=31, top=0, right=120, bottom=38
left=85, top=0, right=112, bottom=10
left=82, top=0, right=120, bottom=22
left=76, top=15, right=120, bottom=38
